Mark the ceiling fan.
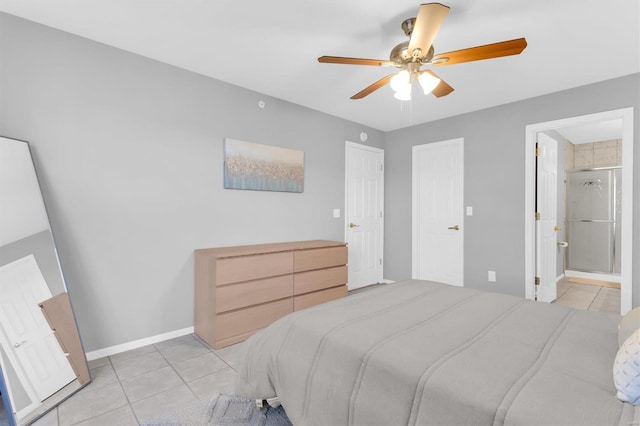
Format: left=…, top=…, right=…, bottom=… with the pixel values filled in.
left=318, top=3, right=527, bottom=100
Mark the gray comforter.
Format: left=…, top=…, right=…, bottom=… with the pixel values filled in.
left=235, top=280, right=639, bottom=425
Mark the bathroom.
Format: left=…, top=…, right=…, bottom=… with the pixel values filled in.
left=556, top=119, right=622, bottom=312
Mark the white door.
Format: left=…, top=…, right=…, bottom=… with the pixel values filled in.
left=345, top=142, right=384, bottom=290
left=0, top=255, right=76, bottom=402
left=536, top=133, right=559, bottom=302
left=412, top=138, right=464, bottom=286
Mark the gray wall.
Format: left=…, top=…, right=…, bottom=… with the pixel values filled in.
left=0, top=13, right=384, bottom=351
left=384, top=73, right=640, bottom=303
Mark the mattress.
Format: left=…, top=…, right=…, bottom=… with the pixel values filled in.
left=235, top=280, right=639, bottom=425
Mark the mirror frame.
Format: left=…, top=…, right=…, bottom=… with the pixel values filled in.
left=0, top=136, right=91, bottom=425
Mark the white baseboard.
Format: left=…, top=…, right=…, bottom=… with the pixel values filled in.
left=381, top=279, right=395, bottom=284
left=85, top=326, right=194, bottom=361
left=556, top=273, right=565, bottom=283
left=564, top=270, right=621, bottom=283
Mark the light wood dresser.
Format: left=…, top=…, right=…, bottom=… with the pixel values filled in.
left=195, top=240, right=347, bottom=349
left=39, top=293, right=90, bottom=385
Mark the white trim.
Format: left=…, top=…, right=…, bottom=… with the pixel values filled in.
left=556, top=273, right=565, bottom=283
left=524, top=107, right=633, bottom=314
left=412, top=138, right=464, bottom=285
left=16, top=402, right=41, bottom=423
left=85, top=326, right=194, bottom=361
left=344, top=141, right=385, bottom=286
left=380, top=279, right=396, bottom=284
left=564, top=270, right=621, bottom=283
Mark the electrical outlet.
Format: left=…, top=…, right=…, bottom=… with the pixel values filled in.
left=488, top=270, right=496, bottom=282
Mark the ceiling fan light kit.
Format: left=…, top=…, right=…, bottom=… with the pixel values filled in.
left=389, top=69, right=441, bottom=100
left=318, top=2, right=527, bottom=101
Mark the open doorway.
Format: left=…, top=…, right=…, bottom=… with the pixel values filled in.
left=524, top=108, right=634, bottom=315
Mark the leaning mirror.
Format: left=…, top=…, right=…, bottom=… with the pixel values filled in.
left=0, top=136, right=90, bottom=425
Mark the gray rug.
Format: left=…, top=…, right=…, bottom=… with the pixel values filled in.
left=144, top=394, right=292, bottom=426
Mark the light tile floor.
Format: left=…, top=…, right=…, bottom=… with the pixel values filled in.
left=9, top=280, right=617, bottom=425
left=29, top=334, right=246, bottom=426
left=555, top=277, right=620, bottom=314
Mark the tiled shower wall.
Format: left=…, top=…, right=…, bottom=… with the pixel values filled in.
left=565, top=139, right=622, bottom=169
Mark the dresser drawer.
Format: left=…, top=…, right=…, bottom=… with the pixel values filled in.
left=216, top=298, right=293, bottom=340
left=216, top=252, right=293, bottom=285
left=294, top=245, right=347, bottom=272
left=216, top=275, right=293, bottom=313
left=294, top=265, right=347, bottom=295
left=294, top=285, right=347, bottom=311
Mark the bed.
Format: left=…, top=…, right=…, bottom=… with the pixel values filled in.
left=235, top=280, right=640, bottom=425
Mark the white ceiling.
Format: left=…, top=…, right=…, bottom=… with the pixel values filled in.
left=0, top=0, right=638, bottom=131
left=556, top=119, right=623, bottom=145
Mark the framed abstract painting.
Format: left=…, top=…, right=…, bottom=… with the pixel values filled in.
left=223, top=138, right=304, bottom=193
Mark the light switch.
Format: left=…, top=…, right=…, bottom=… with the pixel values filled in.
left=466, top=206, right=473, bottom=216
left=488, top=271, right=496, bottom=282
left=333, top=209, right=341, bottom=218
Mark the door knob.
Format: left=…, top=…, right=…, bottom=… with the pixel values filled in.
left=447, top=225, right=460, bottom=230
left=554, top=226, right=561, bottom=231
left=349, top=223, right=359, bottom=228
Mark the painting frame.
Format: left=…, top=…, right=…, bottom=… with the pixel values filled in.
left=223, top=138, right=304, bottom=193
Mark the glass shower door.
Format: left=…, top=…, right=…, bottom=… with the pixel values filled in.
left=566, top=169, right=616, bottom=273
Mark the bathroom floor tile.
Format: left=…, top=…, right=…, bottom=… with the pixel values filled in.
left=57, top=381, right=128, bottom=426
left=73, top=405, right=138, bottom=426
left=172, top=351, right=229, bottom=382
left=214, top=342, right=247, bottom=367
left=108, top=344, right=158, bottom=363
left=111, top=351, right=169, bottom=380
left=130, top=384, right=197, bottom=424
left=87, top=357, right=111, bottom=370
left=87, top=364, right=119, bottom=389
left=187, top=367, right=238, bottom=400
left=157, top=336, right=211, bottom=364
left=119, top=365, right=184, bottom=402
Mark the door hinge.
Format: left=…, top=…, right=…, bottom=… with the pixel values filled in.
left=379, top=258, right=383, bottom=265
left=535, top=142, right=541, bottom=157
left=380, top=164, right=383, bottom=172
left=535, top=212, right=540, bottom=221
left=535, top=276, right=540, bottom=285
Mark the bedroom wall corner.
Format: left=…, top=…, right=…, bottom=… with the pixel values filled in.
left=0, top=12, right=385, bottom=351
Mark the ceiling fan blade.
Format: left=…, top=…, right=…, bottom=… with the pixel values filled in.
left=318, top=56, right=395, bottom=67
left=407, top=3, right=450, bottom=59
left=424, top=70, right=454, bottom=97
left=432, top=38, right=527, bottom=66
left=351, top=74, right=395, bottom=99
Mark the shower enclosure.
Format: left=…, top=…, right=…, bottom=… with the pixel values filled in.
left=566, top=167, right=621, bottom=274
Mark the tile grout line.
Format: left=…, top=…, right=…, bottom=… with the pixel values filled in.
left=586, top=286, right=602, bottom=311
left=108, top=349, right=143, bottom=426
left=66, top=356, right=134, bottom=426
left=153, top=340, right=200, bottom=406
